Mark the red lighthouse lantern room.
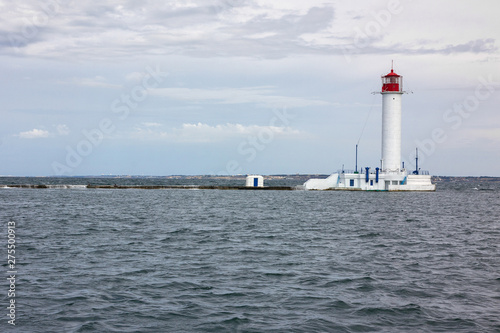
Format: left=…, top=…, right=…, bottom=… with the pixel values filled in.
left=382, top=68, right=402, bottom=92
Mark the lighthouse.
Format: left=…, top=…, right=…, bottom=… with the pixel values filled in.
left=380, top=66, right=403, bottom=172
left=303, top=62, right=436, bottom=191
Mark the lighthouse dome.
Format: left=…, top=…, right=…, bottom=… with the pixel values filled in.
left=384, top=69, right=400, bottom=77
left=382, top=69, right=402, bottom=92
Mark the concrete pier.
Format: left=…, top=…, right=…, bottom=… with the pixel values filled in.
left=87, top=185, right=296, bottom=190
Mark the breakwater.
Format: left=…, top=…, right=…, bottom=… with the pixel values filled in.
left=1, top=184, right=296, bottom=190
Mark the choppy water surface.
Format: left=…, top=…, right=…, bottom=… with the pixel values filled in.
left=1, top=178, right=499, bottom=332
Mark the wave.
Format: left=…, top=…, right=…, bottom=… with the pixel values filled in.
left=0, top=184, right=87, bottom=189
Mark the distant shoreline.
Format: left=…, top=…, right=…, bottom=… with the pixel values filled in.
left=1, top=175, right=500, bottom=182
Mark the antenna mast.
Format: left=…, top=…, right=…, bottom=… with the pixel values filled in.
left=414, top=148, right=419, bottom=175
left=355, top=144, right=358, bottom=173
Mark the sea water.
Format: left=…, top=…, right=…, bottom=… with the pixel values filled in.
left=0, top=178, right=499, bottom=332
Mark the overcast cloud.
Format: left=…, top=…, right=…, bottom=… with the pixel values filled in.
left=1, top=0, right=499, bottom=176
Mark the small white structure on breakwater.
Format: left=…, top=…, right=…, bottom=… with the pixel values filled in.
left=246, top=175, right=264, bottom=187
left=304, top=64, right=435, bottom=192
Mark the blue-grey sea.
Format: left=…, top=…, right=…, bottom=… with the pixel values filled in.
left=1, top=177, right=499, bottom=332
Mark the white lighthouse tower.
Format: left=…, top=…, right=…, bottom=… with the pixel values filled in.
left=303, top=63, right=436, bottom=191
left=381, top=66, right=403, bottom=172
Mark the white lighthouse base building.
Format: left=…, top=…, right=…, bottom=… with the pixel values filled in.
left=303, top=170, right=435, bottom=191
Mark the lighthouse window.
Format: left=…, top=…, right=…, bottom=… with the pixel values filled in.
left=350, top=179, right=354, bottom=187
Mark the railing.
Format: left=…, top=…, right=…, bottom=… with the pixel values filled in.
left=338, top=169, right=431, bottom=175
left=338, top=169, right=379, bottom=174
left=412, top=170, right=430, bottom=175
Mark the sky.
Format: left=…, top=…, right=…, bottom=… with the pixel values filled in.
left=1, top=0, right=499, bottom=176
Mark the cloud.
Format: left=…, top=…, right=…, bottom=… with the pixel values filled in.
left=17, top=125, right=70, bottom=139
left=340, top=39, right=498, bottom=59
left=125, top=71, right=147, bottom=82
left=74, top=76, right=120, bottom=88
left=132, top=122, right=303, bottom=143
left=56, top=124, right=70, bottom=135
left=17, top=128, right=50, bottom=139
left=2, top=1, right=496, bottom=61
left=141, top=122, right=162, bottom=128
left=241, top=6, right=334, bottom=36
left=2, top=1, right=336, bottom=59
left=151, top=86, right=330, bottom=108
left=442, top=39, right=497, bottom=54
left=392, top=39, right=498, bottom=56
